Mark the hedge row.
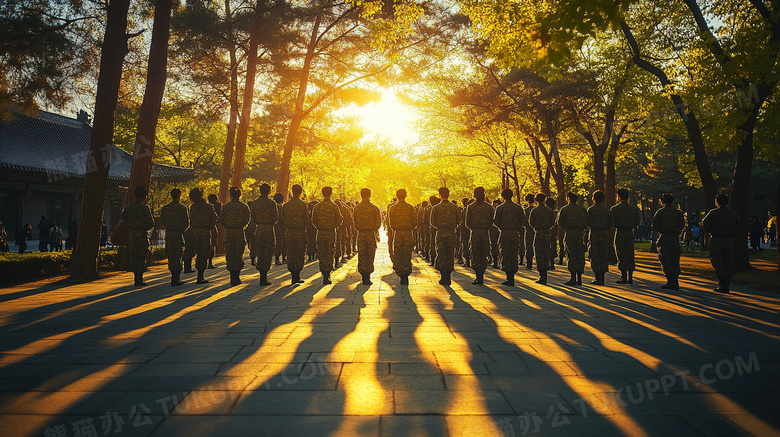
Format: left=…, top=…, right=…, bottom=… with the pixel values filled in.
left=0, top=246, right=167, bottom=284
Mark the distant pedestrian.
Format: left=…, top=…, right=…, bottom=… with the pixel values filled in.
left=16, top=223, right=32, bottom=254
left=748, top=214, right=764, bottom=251
left=37, top=216, right=51, bottom=252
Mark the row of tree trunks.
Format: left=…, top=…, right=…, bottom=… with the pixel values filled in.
left=70, top=0, right=133, bottom=279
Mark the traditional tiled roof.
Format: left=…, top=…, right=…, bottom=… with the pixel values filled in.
left=0, top=109, right=195, bottom=183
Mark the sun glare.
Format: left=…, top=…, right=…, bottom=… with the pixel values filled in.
left=359, top=90, right=419, bottom=149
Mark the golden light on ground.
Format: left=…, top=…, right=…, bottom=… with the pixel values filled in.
left=358, top=89, right=419, bottom=149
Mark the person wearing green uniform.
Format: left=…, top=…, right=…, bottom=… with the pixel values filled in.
left=353, top=188, right=382, bottom=285
left=465, top=187, right=494, bottom=285
left=386, top=197, right=397, bottom=263
left=251, top=183, right=279, bottom=286
left=557, top=192, right=588, bottom=286
left=460, top=198, right=472, bottom=267
left=388, top=189, right=417, bottom=285
left=273, top=193, right=286, bottom=266
left=524, top=193, right=536, bottom=270
left=586, top=190, right=614, bottom=285
left=122, top=186, right=155, bottom=287
left=160, top=188, right=189, bottom=286
left=529, top=193, right=556, bottom=285
left=282, top=184, right=310, bottom=285
left=701, top=194, right=741, bottom=293
left=207, top=194, right=221, bottom=269
left=312, top=187, right=342, bottom=284
left=611, top=188, right=642, bottom=284
left=219, top=187, right=250, bottom=286
left=188, top=188, right=218, bottom=284
left=652, top=193, right=686, bottom=290
left=430, top=187, right=460, bottom=285
left=493, top=188, right=525, bottom=286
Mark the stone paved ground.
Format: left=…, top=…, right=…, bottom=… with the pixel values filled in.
left=1, top=238, right=779, bottom=437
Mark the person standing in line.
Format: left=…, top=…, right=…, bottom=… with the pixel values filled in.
left=251, top=183, right=279, bottom=286
left=306, top=200, right=318, bottom=262
left=493, top=189, right=524, bottom=286
left=430, top=187, right=460, bottom=285
left=701, top=194, right=741, bottom=293
left=557, top=192, right=588, bottom=286
left=122, top=186, right=155, bottom=286
left=282, top=184, right=310, bottom=285
left=245, top=200, right=257, bottom=266
left=189, top=188, right=218, bottom=284
left=160, top=188, right=190, bottom=286
left=529, top=193, right=556, bottom=285
left=460, top=198, right=472, bottom=267
left=207, top=194, right=221, bottom=269
left=273, top=193, right=287, bottom=265
left=386, top=197, right=398, bottom=262
left=524, top=193, right=536, bottom=270
left=388, top=189, right=417, bottom=285
left=219, top=187, right=250, bottom=286
left=586, top=190, right=614, bottom=286
left=489, top=199, right=502, bottom=269
left=465, top=187, right=494, bottom=285
left=611, top=188, right=642, bottom=284
left=427, top=196, right=440, bottom=266
left=312, top=187, right=342, bottom=285
left=353, top=188, right=382, bottom=285
left=652, top=193, right=686, bottom=290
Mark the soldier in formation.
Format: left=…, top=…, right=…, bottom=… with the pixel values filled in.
left=388, top=189, right=417, bottom=285
left=611, top=188, right=642, bottom=284
left=207, top=194, right=221, bottom=269
left=245, top=200, right=257, bottom=266
left=493, top=188, right=524, bottom=286
left=459, top=198, right=472, bottom=267
left=160, top=188, right=189, bottom=286
left=312, top=187, right=342, bottom=284
left=386, top=197, right=397, bottom=262
left=306, top=201, right=318, bottom=261
left=545, top=197, right=557, bottom=271
left=556, top=192, right=587, bottom=286
left=122, top=186, right=155, bottom=287
left=189, top=188, right=218, bottom=284
left=465, top=187, right=494, bottom=285
left=652, top=193, right=686, bottom=290
left=251, top=183, right=278, bottom=286
left=586, top=190, right=614, bottom=285
left=282, top=184, right=310, bottom=285
left=523, top=193, right=536, bottom=270
left=219, top=187, right=250, bottom=286
left=701, top=194, right=741, bottom=293
left=353, top=188, right=382, bottom=285
left=529, top=193, right=555, bottom=285
left=430, top=187, right=460, bottom=285
left=273, top=193, right=286, bottom=265
left=489, top=199, right=501, bottom=269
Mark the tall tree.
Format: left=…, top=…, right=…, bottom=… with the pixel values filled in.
left=70, top=0, right=132, bottom=279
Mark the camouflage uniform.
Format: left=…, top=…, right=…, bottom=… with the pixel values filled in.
left=494, top=199, right=525, bottom=274
left=122, top=200, right=155, bottom=273
left=586, top=203, right=614, bottom=274
left=282, top=197, right=311, bottom=273
left=183, top=227, right=194, bottom=269
left=529, top=204, right=556, bottom=273
left=388, top=200, right=417, bottom=277
left=465, top=200, right=494, bottom=275
left=251, top=195, right=279, bottom=274
left=611, top=201, right=641, bottom=272
left=557, top=202, right=588, bottom=274
left=218, top=199, right=250, bottom=272
left=701, top=206, right=741, bottom=278
left=353, top=199, right=382, bottom=274
left=312, top=198, right=343, bottom=274
left=524, top=204, right=536, bottom=268
left=189, top=202, right=218, bottom=271
left=160, top=199, right=189, bottom=273
left=430, top=199, right=460, bottom=273
left=652, top=204, right=685, bottom=277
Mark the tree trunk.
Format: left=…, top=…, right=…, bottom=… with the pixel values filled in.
left=606, top=139, right=618, bottom=263
left=70, top=0, right=131, bottom=279
left=277, top=13, right=322, bottom=197
left=231, top=0, right=265, bottom=189
left=218, top=0, right=239, bottom=204
left=730, top=107, right=760, bottom=271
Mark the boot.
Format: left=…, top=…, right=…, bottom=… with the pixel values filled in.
left=323, top=271, right=332, bottom=285
left=294, top=271, right=305, bottom=284
left=661, top=275, right=679, bottom=290
left=400, top=275, right=409, bottom=285
left=290, top=271, right=299, bottom=285
left=232, top=271, right=243, bottom=286
left=362, top=273, right=373, bottom=285
left=590, top=272, right=604, bottom=285
left=616, top=270, right=627, bottom=284
left=501, top=272, right=514, bottom=286
left=444, top=271, right=452, bottom=285
left=196, top=270, right=209, bottom=284
left=535, top=271, right=547, bottom=285
left=438, top=272, right=447, bottom=285
left=627, top=270, right=634, bottom=284
left=564, top=272, right=577, bottom=286
left=171, top=271, right=184, bottom=286
left=207, top=259, right=216, bottom=269
left=576, top=273, right=583, bottom=285
left=714, top=276, right=730, bottom=294
left=183, top=260, right=193, bottom=273
left=259, top=271, right=271, bottom=286
left=134, top=272, right=146, bottom=287
left=471, top=272, right=483, bottom=285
